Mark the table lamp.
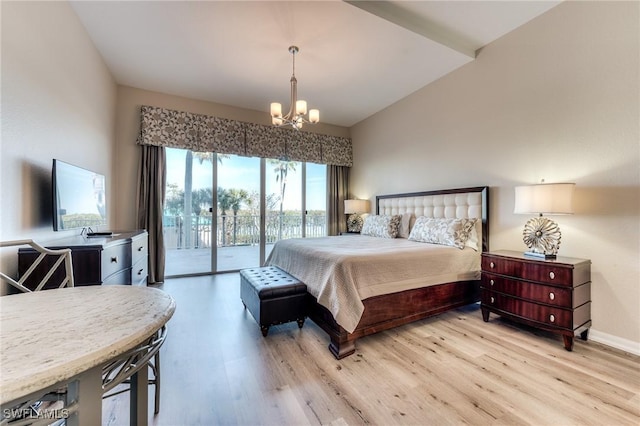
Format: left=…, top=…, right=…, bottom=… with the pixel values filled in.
left=344, top=199, right=370, bottom=233
left=514, top=182, right=575, bottom=259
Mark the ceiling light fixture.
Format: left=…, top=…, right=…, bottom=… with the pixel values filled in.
left=270, top=46, right=319, bottom=130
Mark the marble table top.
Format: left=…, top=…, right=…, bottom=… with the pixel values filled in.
left=0, top=286, right=176, bottom=405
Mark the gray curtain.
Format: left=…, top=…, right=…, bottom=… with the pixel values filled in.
left=327, top=165, right=350, bottom=236
left=137, top=145, right=166, bottom=284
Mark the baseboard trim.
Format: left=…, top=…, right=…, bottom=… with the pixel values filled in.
left=589, top=329, right=640, bottom=356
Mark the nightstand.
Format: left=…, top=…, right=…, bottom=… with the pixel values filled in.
left=481, top=250, right=591, bottom=351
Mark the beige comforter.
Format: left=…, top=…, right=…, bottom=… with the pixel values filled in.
left=265, top=235, right=481, bottom=333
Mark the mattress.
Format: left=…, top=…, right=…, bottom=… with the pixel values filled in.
left=265, top=235, right=481, bottom=333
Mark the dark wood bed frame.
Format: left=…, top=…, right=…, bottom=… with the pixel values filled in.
left=306, top=186, right=489, bottom=359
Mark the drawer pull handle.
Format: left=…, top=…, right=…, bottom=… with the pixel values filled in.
left=549, top=314, right=555, bottom=323
left=138, top=246, right=144, bottom=252
left=549, top=292, right=555, bottom=300
left=490, top=296, right=495, bottom=304
left=137, top=269, right=144, bottom=275
left=111, top=256, right=118, bottom=264
left=549, top=271, right=555, bottom=280
left=490, top=279, right=494, bottom=286
left=490, top=262, right=495, bottom=268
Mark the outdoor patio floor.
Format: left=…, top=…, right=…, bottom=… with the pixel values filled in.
left=165, top=244, right=275, bottom=276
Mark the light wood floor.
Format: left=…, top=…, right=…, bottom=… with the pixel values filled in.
left=103, top=274, right=640, bottom=425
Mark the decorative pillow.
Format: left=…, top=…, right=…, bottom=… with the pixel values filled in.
left=465, top=224, right=480, bottom=251
left=408, top=217, right=478, bottom=249
left=361, top=214, right=402, bottom=238
left=398, top=212, right=413, bottom=238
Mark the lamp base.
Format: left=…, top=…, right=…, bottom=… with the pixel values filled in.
left=522, top=216, right=562, bottom=259
left=523, top=251, right=557, bottom=260
left=346, top=213, right=364, bottom=233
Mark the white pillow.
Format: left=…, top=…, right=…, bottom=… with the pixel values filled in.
left=361, top=214, right=402, bottom=238
left=408, top=217, right=478, bottom=249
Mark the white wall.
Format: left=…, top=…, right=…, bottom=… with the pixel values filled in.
left=0, top=2, right=117, bottom=286
left=350, top=1, right=640, bottom=352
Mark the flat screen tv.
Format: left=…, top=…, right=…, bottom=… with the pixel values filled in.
left=52, top=159, right=107, bottom=231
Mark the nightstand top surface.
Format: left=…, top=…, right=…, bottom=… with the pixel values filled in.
left=484, top=250, right=590, bottom=266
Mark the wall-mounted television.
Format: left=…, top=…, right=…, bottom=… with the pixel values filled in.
left=52, top=159, right=107, bottom=231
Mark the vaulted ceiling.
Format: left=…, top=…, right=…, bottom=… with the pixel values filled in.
left=70, top=1, right=561, bottom=127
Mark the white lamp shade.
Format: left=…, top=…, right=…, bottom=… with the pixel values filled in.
left=309, top=109, right=320, bottom=123
left=344, top=199, right=370, bottom=214
left=514, top=183, right=575, bottom=215
left=270, top=102, right=282, bottom=117
left=296, top=100, right=307, bottom=115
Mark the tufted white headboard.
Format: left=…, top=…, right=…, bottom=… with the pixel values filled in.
left=377, top=187, right=489, bottom=252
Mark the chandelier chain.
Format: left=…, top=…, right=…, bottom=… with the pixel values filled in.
left=290, top=46, right=297, bottom=77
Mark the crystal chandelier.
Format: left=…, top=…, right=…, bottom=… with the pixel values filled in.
left=270, top=46, right=319, bottom=130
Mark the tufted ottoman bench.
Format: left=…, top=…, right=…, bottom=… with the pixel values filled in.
left=240, top=266, right=307, bottom=337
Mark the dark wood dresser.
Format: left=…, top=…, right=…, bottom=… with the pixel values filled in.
left=18, top=230, right=148, bottom=289
left=481, top=250, right=591, bottom=351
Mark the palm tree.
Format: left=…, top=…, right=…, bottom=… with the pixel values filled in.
left=183, top=152, right=230, bottom=248
left=268, top=159, right=297, bottom=240
left=192, top=188, right=213, bottom=216
left=183, top=152, right=194, bottom=248
left=227, top=188, right=249, bottom=244
left=246, top=191, right=280, bottom=244
left=217, top=187, right=232, bottom=246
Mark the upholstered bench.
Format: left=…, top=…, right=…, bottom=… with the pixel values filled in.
left=240, top=266, right=307, bottom=337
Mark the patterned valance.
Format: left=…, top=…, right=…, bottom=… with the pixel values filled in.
left=136, top=105, right=352, bottom=167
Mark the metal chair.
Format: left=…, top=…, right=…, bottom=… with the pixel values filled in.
left=0, top=240, right=74, bottom=425
left=0, top=239, right=163, bottom=417
left=0, top=239, right=74, bottom=292
left=102, top=326, right=166, bottom=414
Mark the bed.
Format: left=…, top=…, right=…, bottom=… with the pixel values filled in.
left=266, top=186, right=489, bottom=359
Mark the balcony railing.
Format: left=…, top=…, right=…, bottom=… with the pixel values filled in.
left=163, top=213, right=327, bottom=250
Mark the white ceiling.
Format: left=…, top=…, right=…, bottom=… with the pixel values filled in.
left=70, top=1, right=561, bottom=128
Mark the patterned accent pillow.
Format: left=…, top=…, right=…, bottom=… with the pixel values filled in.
left=408, top=217, right=478, bottom=249
left=398, top=212, right=413, bottom=238
left=465, top=225, right=480, bottom=251
left=361, top=214, right=402, bottom=238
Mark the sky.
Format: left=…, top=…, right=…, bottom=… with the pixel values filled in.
left=166, top=148, right=326, bottom=211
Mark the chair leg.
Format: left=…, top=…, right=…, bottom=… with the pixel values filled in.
left=153, top=351, right=161, bottom=414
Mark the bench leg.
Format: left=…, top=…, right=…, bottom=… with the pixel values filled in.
left=260, top=325, right=269, bottom=337
left=297, top=318, right=305, bottom=328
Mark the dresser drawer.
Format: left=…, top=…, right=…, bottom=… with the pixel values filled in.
left=481, top=273, right=572, bottom=307
left=101, top=244, right=131, bottom=280
left=482, top=255, right=576, bottom=287
left=482, top=291, right=573, bottom=329
left=102, top=267, right=132, bottom=285
left=131, top=257, right=148, bottom=286
left=131, top=234, right=148, bottom=266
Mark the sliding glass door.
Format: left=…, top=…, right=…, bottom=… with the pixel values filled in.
left=163, top=149, right=215, bottom=276
left=306, top=162, right=327, bottom=238
left=164, top=148, right=326, bottom=276
left=216, top=155, right=261, bottom=271
left=265, top=159, right=302, bottom=259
